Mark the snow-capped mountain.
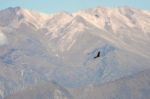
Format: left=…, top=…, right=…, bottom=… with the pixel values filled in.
left=0, top=6, right=150, bottom=99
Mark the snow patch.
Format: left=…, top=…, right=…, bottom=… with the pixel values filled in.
left=0, top=32, right=7, bottom=46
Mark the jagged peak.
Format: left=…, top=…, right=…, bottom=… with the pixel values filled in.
left=0, top=6, right=51, bottom=18
left=1, top=6, right=26, bottom=15
left=51, top=11, right=73, bottom=18
left=0, top=6, right=149, bottom=31
left=72, top=15, right=86, bottom=22
left=0, top=7, right=52, bottom=28
left=5, top=6, right=22, bottom=11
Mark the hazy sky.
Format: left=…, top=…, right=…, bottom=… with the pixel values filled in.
left=0, top=0, right=150, bottom=13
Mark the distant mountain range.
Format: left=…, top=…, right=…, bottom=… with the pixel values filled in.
left=0, top=6, right=150, bottom=99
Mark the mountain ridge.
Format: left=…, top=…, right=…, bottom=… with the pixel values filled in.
left=0, top=6, right=150, bottom=99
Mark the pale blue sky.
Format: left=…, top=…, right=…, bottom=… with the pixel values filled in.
left=0, top=0, right=150, bottom=13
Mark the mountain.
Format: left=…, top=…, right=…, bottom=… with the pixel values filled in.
left=0, top=6, right=149, bottom=99
left=5, top=81, right=73, bottom=99
left=69, top=69, right=150, bottom=99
